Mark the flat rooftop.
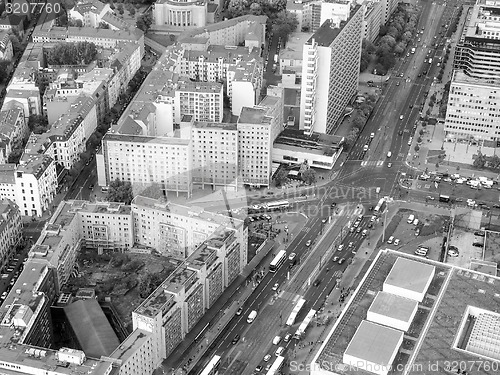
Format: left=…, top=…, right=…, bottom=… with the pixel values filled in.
left=344, top=320, right=403, bottom=368
left=452, top=70, right=500, bottom=87
left=384, top=257, right=435, bottom=295
left=368, top=291, right=418, bottom=324
left=311, top=250, right=500, bottom=375
left=273, top=128, right=343, bottom=156
left=307, top=5, right=361, bottom=47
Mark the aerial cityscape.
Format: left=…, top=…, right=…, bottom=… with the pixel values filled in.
left=0, top=0, right=499, bottom=374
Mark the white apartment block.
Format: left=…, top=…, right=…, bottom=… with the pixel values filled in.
left=191, top=121, right=239, bottom=191
left=174, top=81, right=223, bottom=123
left=454, top=0, right=500, bottom=79
left=227, top=61, right=263, bottom=116
left=0, top=198, right=22, bottom=269
left=68, top=0, right=112, bottom=28
left=15, top=154, right=58, bottom=217
left=300, top=5, right=364, bottom=134
left=2, top=86, right=42, bottom=118
left=154, top=0, right=208, bottom=27
left=102, top=133, right=193, bottom=196
left=0, top=104, right=28, bottom=164
left=363, top=0, right=383, bottom=43
left=444, top=71, right=500, bottom=141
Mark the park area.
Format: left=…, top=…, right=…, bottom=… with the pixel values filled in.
left=65, top=249, right=179, bottom=331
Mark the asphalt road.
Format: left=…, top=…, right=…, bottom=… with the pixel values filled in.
left=192, top=0, right=467, bottom=372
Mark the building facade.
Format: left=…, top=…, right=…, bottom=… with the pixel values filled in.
left=153, top=0, right=208, bottom=27
left=0, top=198, right=22, bottom=270
left=300, top=5, right=364, bottom=134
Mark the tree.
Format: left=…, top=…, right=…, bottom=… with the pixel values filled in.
left=0, top=60, right=10, bottom=84
left=362, top=39, right=376, bottom=54
left=414, top=145, right=420, bottom=152
left=122, top=259, right=144, bottom=272
left=98, top=21, right=110, bottom=29
left=139, top=183, right=166, bottom=200
left=490, top=154, right=500, bottom=170
left=8, top=32, right=22, bottom=55
left=301, top=169, right=317, bottom=185
left=360, top=50, right=371, bottom=72
left=106, top=178, right=134, bottom=204
left=126, top=3, right=136, bottom=16
left=28, top=114, right=49, bottom=134
left=137, top=13, right=153, bottom=32
left=352, top=113, right=366, bottom=130
left=249, top=2, right=262, bottom=15
left=271, top=11, right=298, bottom=44
left=116, top=4, right=124, bottom=15
left=345, top=127, right=360, bottom=149
left=274, top=168, right=288, bottom=187
left=473, top=151, right=487, bottom=169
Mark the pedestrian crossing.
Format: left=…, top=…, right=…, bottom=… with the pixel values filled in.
left=361, top=161, right=384, bottom=167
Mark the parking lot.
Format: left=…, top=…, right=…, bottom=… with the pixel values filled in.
left=0, top=243, right=30, bottom=302
left=382, top=208, right=450, bottom=261
left=446, top=229, right=483, bottom=267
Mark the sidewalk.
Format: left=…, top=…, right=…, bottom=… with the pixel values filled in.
left=283, top=204, right=401, bottom=373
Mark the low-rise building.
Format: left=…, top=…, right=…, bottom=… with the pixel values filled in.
left=68, top=0, right=112, bottom=28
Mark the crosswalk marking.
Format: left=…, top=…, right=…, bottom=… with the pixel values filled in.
left=361, top=161, right=384, bottom=167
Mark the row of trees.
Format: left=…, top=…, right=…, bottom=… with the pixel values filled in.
left=361, top=5, right=419, bottom=74
left=344, top=95, right=378, bottom=149
left=473, top=151, right=500, bottom=171
left=46, top=41, right=98, bottom=66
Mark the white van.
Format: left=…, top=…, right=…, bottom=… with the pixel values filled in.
left=387, top=151, right=392, bottom=158
left=407, top=214, right=415, bottom=224
left=247, top=310, right=257, bottom=323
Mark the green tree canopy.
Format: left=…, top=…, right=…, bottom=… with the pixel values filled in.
left=271, top=11, right=298, bottom=44
left=47, top=42, right=98, bottom=65
left=137, top=13, right=153, bottom=32
left=301, top=169, right=317, bottom=185
left=107, top=178, right=134, bottom=204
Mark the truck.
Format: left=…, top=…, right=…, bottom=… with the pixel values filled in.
left=247, top=310, right=257, bottom=323
left=411, top=47, right=416, bottom=54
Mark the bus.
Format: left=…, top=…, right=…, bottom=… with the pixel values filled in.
left=199, top=355, right=221, bottom=375
left=439, top=195, right=450, bottom=203
left=265, top=200, right=290, bottom=211
left=374, top=198, right=386, bottom=214
left=269, top=250, right=287, bottom=272
left=266, top=355, right=285, bottom=375
left=294, top=309, right=316, bottom=339
left=286, top=297, right=306, bottom=326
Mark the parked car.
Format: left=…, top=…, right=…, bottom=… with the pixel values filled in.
left=362, top=229, right=368, bottom=237
left=387, top=236, right=394, bottom=244
left=394, top=239, right=400, bottom=245
left=236, top=307, right=243, bottom=316
left=232, top=334, right=240, bottom=344
left=272, top=283, right=279, bottom=291
left=306, top=240, right=312, bottom=246
left=474, top=231, right=485, bottom=237
left=256, top=365, right=263, bottom=372
left=415, top=228, right=421, bottom=236
left=338, top=258, right=345, bottom=264
left=473, top=242, right=484, bottom=248
left=448, top=249, right=459, bottom=257
left=284, top=333, right=292, bottom=342
left=263, top=354, right=271, bottom=362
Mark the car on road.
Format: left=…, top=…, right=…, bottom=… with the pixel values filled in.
left=350, top=226, right=355, bottom=233
left=473, top=242, right=484, bottom=248
left=306, top=240, right=312, bottom=246
left=333, top=256, right=339, bottom=262
left=356, top=227, right=362, bottom=233
left=338, top=244, right=344, bottom=251
left=387, top=163, right=392, bottom=168
left=272, top=283, right=279, bottom=291
left=275, top=346, right=285, bottom=356
left=348, top=242, right=354, bottom=248
left=331, top=202, right=337, bottom=208
left=263, top=354, right=271, bottom=362
left=284, top=333, right=292, bottom=342
left=89, top=184, right=94, bottom=190
left=256, top=365, right=263, bottom=372
left=236, top=307, right=243, bottom=316
left=400, top=73, right=404, bottom=77
left=409, top=104, right=413, bottom=108
left=289, top=253, right=296, bottom=262
left=273, top=336, right=281, bottom=345
left=232, top=334, right=240, bottom=344
left=362, top=229, right=368, bottom=237
left=265, top=364, right=272, bottom=372
left=313, top=279, right=321, bottom=287
left=394, top=239, right=400, bottom=245
left=338, top=258, right=345, bottom=264
left=399, top=115, right=404, bottom=120
left=387, top=236, right=394, bottom=244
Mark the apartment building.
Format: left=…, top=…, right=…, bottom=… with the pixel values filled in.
left=454, top=0, right=500, bottom=79
left=0, top=30, right=14, bottom=61
left=444, top=71, right=500, bottom=141
left=363, top=0, right=383, bottom=43
left=153, top=0, right=208, bottom=27
left=174, top=80, right=223, bottom=123
left=380, top=0, right=400, bottom=23
left=227, top=61, right=263, bottom=116
left=0, top=104, right=28, bottom=164
left=179, top=14, right=267, bottom=48
left=68, top=0, right=112, bottom=28
left=102, top=133, right=193, bottom=196
left=191, top=121, right=239, bottom=191
left=300, top=5, right=364, bottom=134
left=0, top=198, right=22, bottom=270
